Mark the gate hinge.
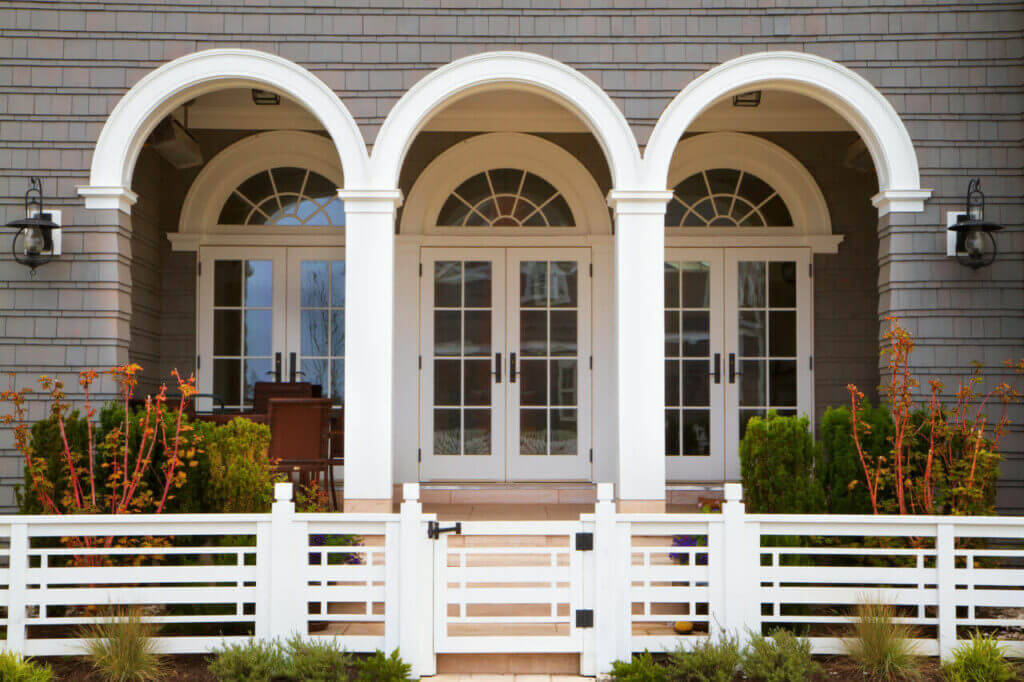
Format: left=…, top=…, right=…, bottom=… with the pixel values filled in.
left=427, top=520, right=462, bottom=540
left=589, top=355, right=593, bottom=370
left=809, top=355, right=814, bottom=371
left=575, top=609, right=594, bottom=628
left=589, top=263, right=593, bottom=277
left=419, top=263, right=423, bottom=277
left=197, top=261, right=202, bottom=276
left=418, top=355, right=422, bottom=370
left=809, top=262, right=813, bottom=278
left=418, top=448, right=422, bottom=462
left=196, top=354, right=200, bottom=370
left=589, top=448, right=593, bottom=463
left=575, top=532, right=594, bottom=551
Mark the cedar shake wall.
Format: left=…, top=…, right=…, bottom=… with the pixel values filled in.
left=1, top=1, right=1021, bottom=510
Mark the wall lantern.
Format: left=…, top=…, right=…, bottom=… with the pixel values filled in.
left=947, top=178, right=1003, bottom=270
left=5, top=177, right=62, bottom=271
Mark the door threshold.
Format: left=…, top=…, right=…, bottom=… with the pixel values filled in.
left=406, top=482, right=596, bottom=506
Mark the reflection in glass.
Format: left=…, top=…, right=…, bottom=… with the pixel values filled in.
left=214, top=261, right=242, bottom=306
left=434, top=262, right=461, bottom=308
left=520, top=262, right=547, bottom=307
left=769, top=261, right=797, bottom=307
left=244, top=358, right=271, bottom=404
left=682, top=263, right=710, bottom=308
left=664, top=263, right=680, bottom=308
left=665, top=360, right=680, bottom=407
left=549, top=311, right=577, bottom=356
left=682, top=360, right=710, bottom=407
left=739, top=359, right=766, bottom=407
left=331, top=310, right=345, bottom=356
left=463, top=359, right=491, bottom=406
left=434, top=311, right=461, bottom=356
left=330, top=359, right=344, bottom=405
left=519, top=359, right=547, bottom=406
left=520, top=409, right=547, bottom=454
left=244, top=310, right=273, bottom=356
left=739, top=311, right=766, bottom=357
left=682, top=409, right=711, bottom=456
left=665, top=311, right=680, bottom=357
left=665, top=410, right=680, bottom=456
left=434, top=409, right=460, bottom=455
left=520, top=311, right=547, bottom=357
left=300, top=310, right=328, bottom=357
left=682, top=311, right=709, bottom=356
left=302, top=359, right=327, bottom=394
left=213, top=359, right=241, bottom=407
left=463, top=311, right=491, bottom=356
left=301, top=261, right=329, bottom=307
left=331, top=261, right=346, bottom=306
left=464, top=262, right=491, bottom=308
left=550, top=409, right=577, bottom=454
left=433, top=360, right=461, bottom=406
left=737, top=261, right=765, bottom=308
left=550, top=262, right=577, bottom=307
left=549, top=360, right=577, bottom=406
left=464, top=409, right=491, bottom=455
left=245, top=260, right=273, bottom=307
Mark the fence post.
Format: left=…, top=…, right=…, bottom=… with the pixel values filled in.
left=268, top=482, right=306, bottom=640
left=6, top=522, right=28, bottom=653
left=936, top=523, right=956, bottom=659
left=398, top=483, right=432, bottom=676
left=721, top=483, right=759, bottom=642
left=593, top=482, right=625, bottom=674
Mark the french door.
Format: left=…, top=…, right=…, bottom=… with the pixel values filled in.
left=666, top=247, right=812, bottom=482
left=419, top=248, right=592, bottom=482
left=196, top=246, right=346, bottom=411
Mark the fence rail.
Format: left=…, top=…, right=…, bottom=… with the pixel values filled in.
left=0, top=483, right=1022, bottom=676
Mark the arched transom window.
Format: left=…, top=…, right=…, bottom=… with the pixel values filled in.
left=437, top=168, right=575, bottom=227
left=666, top=169, right=793, bottom=228
left=218, top=166, right=345, bottom=226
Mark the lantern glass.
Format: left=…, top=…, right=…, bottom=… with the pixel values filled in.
left=23, top=226, right=45, bottom=255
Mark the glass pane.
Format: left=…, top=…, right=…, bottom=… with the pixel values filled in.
left=682, top=263, right=710, bottom=308
left=244, top=310, right=273, bottom=356
left=434, top=409, right=460, bottom=455
left=331, top=260, right=346, bottom=306
left=550, top=262, right=577, bottom=307
left=549, top=360, right=577, bottom=406
left=434, top=262, right=461, bottom=308
left=761, top=194, right=793, bottom=226
left=549, top=311, right=577, bottom=356
left=737, top=261, right=765, bottom=308
left=244, top=358, right=271, bottom=405
left=706, top=168, right=741, bottom=195
left=739, top=409, right=765, bottom=441
left=433, top=360, right=461, bottom=406
left=237, top=170, right=274, bottom=205
left=463, top=359, right=491, bottom=406
left=665, top=360, right=680, bottom=407
left=673, top=173, right=706, bottom=207
left=300, top=310, right=328, bottom=357
left=219, top=193, right=250, bottom=224
left=302, top=358, right=327, bottom=395
left=769, top=311, right=797, bottom=357
left=541, top=195, right=575, bottom=226
left=739, top=311, right=766, bottom=357
left=331, top=310, right=345, bottom=357
left=214, top=261, right=242, bottom=306
left=330, top=359, right=344, bottom=405
left=769, top=261, right=797, bottom=307
left=244, top=260, right=273, bottom=307
left=301, top=261, right=329, bottom=307
left=520, top=409, right=547, bottom=455
left=520, top=262, right=548, bottom=307
left=463, top=310, right=491, bottom=356
left=438, top=195, right=471, bottom=225
left=464, top=262, right=491, bottom=308
left=213, top=310, right=241, bottom=355
left=682, top=311, right=709, bottom=357
left=520, top=311, right=547, bottom=357
left=434, top=310, right=461, bottom=356
left=769, top=360, right=798, bottom=406
left=213, top=359, right=241, bottom=407
left=464, top=409, right=491, bottom=455
left=738, top=172, right=774, bottom=206
left=664, top=263, right=680, bottom=308
left=682, top=410, right=711, bottom=456
left=739, top=359, right=766, bottom=407
left=519, top=359, right=547, bottom=406
left=682, top=360, right=710, bottom=407
left=489, top=168, right=523, bottom=194
left=665, top=311, right=680, bottom=357
left=665, top=410, right=680, bottom=456
left=550, top=410, right=578, bottom=454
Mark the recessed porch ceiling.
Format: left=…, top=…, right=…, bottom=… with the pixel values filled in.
left=179, top=87, right=853, bottom=133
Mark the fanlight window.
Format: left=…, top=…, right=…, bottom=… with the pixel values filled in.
left=437, top=168, right=575, bottom=227
left=666, top=169, right=793, bottom=228
left=218, top=166, right=345, bottom=226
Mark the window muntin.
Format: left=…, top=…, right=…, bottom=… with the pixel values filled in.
left=437, top=168, right=575, bottom=227
left=666, top=169, right=793, bottom=228
left=218, top=166, right=344, bottom=226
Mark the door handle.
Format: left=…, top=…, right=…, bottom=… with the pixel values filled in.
left=267, top=352, right=283, bottom=382
left=493, top=352, right=502, bottom=383
left=288, top=352, right=297, bottom=382
left=509, top=352, right=517, bottom=383
left=710, top=353, right=721, bottom=384
left=728, top=353, right=741, bottom=384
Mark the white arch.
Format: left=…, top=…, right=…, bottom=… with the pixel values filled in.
left=646, top=52, right=931, bottom=214
left=78, top=49, right=369, bottom=213
left=401, top=132, right=612, bottom=236
left=371, top=51, right=642, bottom=191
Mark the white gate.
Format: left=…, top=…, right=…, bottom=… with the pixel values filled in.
left=430, top=519, right=593, bottom=657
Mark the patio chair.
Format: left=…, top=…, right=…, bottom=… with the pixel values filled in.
left=266, top=397, right=333, bottom=509
left=253, top=381, right=313, bottom=416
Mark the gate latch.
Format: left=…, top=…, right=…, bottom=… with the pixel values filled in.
left=427, top=520, right=462, bottom=540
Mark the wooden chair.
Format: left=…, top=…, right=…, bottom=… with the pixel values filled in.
left=253, top=381, right=313, bottom=416
left=266, top=397, right=333, bottom=509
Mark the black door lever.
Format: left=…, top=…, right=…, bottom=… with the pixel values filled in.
left=709, top=353, right=721, bottom=384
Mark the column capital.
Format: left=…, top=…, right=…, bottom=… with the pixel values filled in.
left=77, top=185, right=139, bottom=214
left=870, top=188, right=932, bottom=216
left=337, top=188, right=404, bottom=213
left=606, top=189, right=673, bottom=215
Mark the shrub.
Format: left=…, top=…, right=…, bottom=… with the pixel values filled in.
left=739, top=412, right=826, bottom=513
left=0, top=652, right=53, bottom=682
left=208, top=640, right=288, bottom=682
left=942, top=631, right=1018, bottom=682
left=353, top=649, right=414, bottom=681
left=79, top=607, right=167, bottom=682
left=201, top=417, right=282, bottom=513
left=610, top=651, right=668, bottom=681
left=819, top=403, right=890, bottom=514
left=842, top=600, right=921, bottom=681
left=741, top=629, right=821, bottom=681
left=282, top=634, right=351, bottom=682
left=666, top=632, right=741, bottom=682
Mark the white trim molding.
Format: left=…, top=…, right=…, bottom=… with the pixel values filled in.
left=400, top=132, right=611, bottom=236
left=78, top=49, right=369, bottom=214
left=371, top=51, right=642, bottom=190
left=606, top=190, right=674, bottom=215
left=76, top=186, right=139, bottom=214
left=645, top=52, right=931, bottom=215
left=872, top=189, right=934, bottom=216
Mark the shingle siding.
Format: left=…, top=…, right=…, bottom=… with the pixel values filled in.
left=1, top=1, right=1021, bottom=510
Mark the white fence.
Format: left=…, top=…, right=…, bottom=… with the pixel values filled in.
left=1, top=482, right=1022, bottom=677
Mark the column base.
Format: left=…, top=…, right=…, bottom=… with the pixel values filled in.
left=343, top=498, right=393, bottom=513
left=617, top=499, right=666, bottom=513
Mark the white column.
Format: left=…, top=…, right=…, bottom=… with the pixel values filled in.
left=338, top=189, right=403, bottom=512
left=607, top=190, right=672, bottom=511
